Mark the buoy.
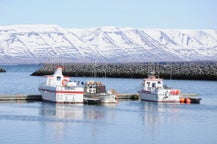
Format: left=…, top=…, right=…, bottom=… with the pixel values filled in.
left=62, top=79, right=69, bottom=86
left=185, top=98, right=191, bottom=104
left=180, top=97, right=185, bottom=103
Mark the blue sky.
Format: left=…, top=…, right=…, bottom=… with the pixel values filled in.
left=0, top=0, right=217, bottom=29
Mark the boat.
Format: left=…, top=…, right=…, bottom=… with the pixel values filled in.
left=84, top=80, right=117, bottom=104
left=180, top=94, right=202, bottom=104
left=138, top=73, right=181, bottom=102
left=189, top=97, right=201, bottom=104
left=39, top=66, right=84, bottom=103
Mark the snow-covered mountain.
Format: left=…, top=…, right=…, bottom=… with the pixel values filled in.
left=0, top=25, right=217, bottom=64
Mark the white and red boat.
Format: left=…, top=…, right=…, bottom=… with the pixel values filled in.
left=39, top=66, right=84, bottom=104
left=138, top=73, right=181, bottom=102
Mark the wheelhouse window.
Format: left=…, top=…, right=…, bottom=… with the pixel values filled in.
left=57, top=76, right=61, bottom=81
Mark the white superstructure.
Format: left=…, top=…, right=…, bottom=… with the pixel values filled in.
left=39, top=66, right=84, bottom=103
left=138, top=74, right=181, bottom=102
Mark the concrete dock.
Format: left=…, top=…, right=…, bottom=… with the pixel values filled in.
left=0, top=94, right=42, bottom=101
left=0, top=93, right=201, bottom=103
left=0, top=94, right=138, bottom=101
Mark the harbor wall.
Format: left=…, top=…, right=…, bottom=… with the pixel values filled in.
left=31, top=62, right=217, bottom=80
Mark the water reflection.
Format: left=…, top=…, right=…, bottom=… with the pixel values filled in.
left=83, top=104, right=117, bottom=120
left=144, top=102, right=180, bottom=124
left=140, top=101, right=181, bottom=142
left=40, top=102, right=117, bottom=120
left=39, top=102, right=118, bottom=143
left=40, top=103, right=85, bottom=143
left=40, top=102, right=84, bottom=120
left=0, top=100, right=216, bottom=144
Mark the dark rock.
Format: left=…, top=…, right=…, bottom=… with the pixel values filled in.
left=31, top=61, right=217, bottom=80
left=0, top=68, right=6, bottom=72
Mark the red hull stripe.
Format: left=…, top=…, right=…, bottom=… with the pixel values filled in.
left=39, top=88, right=84, bottom=94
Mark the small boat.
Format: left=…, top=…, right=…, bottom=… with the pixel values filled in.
left=180, top=94, right=202, bottom=104
left=189, top=97, right=201, bottom=104
left=138, top=73, right=181, bottom=102
left=39, top=66, right=84, bottom=103
left=84, top=80, right=117, bottom=104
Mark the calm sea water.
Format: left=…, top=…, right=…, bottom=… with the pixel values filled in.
left=0, top=65, right=217, bottom=144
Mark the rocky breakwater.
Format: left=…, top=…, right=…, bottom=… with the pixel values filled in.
left=0, top=68, right=6, bottom=73
left=31, top=62, right=217, bottom=80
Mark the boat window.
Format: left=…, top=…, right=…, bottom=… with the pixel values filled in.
left=147, top=82, right=150, bottom=86
left=158, top=81, right=161, bottom=84
left=152, top=83, right=156, bottom=87
left=57, top=76, right=61, bottom=81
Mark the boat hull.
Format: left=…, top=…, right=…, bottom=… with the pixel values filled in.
left=84, top=93, right=117, bottom=103
left=39, top=86, right=84, bottom=103
left=139, top=91, right=180, bottom=102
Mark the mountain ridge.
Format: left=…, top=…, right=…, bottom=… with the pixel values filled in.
left=0, top=25, right=217, bottom=64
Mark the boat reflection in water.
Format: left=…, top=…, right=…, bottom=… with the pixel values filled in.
left=40, top=102, right=84, bottom=120
left=40, top=103, right=85, bottom=142
left=40, top=102, right=117, bottom=143
left=141, top=101, right=180, bottom=141
left=40, top=102, right=116, bottom=120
